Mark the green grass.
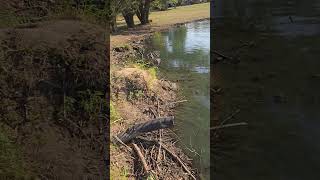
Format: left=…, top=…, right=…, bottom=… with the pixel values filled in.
left=132, top=62, right=158, bottom=89
left=117, top=3, right=210, bottom=28
left=110, top=101, right=121, bottom=123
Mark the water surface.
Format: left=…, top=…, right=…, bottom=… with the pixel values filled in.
left=149, top=20, right=210, bottom=179
left=213, top=0, right=320, bottom=179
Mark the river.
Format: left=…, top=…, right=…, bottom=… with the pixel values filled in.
left=147, top=20, right=210, bottom=179
left=213, top=0, right=320, bottom=180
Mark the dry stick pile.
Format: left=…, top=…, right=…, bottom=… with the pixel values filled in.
left=113, top=117, right=196, bottom=179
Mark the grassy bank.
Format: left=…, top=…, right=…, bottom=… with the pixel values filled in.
left=117, top=3, right=210, bottom=28
left=111, top=2, right=210, bottom=47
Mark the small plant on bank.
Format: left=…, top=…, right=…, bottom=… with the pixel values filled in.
left=110, top=101, right=121, bottom=123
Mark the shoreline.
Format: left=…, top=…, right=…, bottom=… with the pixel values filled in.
left=110, top=4, right=209, bottom=178
left=110, top=18, right=210, bottom=179
left=111, top=17, right=210, bottom=49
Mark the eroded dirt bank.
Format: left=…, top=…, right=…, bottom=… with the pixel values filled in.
left=110, top=38, right=199, bottom=179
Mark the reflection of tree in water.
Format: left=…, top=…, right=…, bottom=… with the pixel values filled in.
left=158, top=24, right=209, bottom=71
left=167, top=26, right=187, bottom=55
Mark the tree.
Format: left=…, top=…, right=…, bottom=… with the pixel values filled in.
left=122, top=0, right=139, bottom=28
left=109, top=0, right=122, bottom=32
left=136, top=0, right=153, bottom=25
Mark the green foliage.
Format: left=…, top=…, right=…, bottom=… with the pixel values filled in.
left=110, top=101, right=120, bottom=123
left=152, top=0, right=178, bottom=10
left=132, top=62, right=158, bottom=89
left=75, top=90, right=105, bottom=123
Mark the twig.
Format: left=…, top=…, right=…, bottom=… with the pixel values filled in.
left=113, top=135, right=131, bottom=150
left=135, top=137, right=196, bottom=179
left=170, top=99, right=188, bottom=104
left=132, top=143, right=150, bottom=174
left=157, top=129, right=162, bottom=162
left=220, top=109, right=241, bottom=126
left=214, top=109, right=241, bottom=136
left=213, top=50, right=232, bottom=59
left=211, top=122, right=248, bottom=130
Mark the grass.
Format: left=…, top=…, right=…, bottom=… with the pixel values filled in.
left=132, top=62, right=158, bottom=89
left=117, top=3, right=210, bottom=28
left=110, top=101, right=121, bottom=123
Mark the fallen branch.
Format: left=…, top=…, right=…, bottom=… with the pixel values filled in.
left=132, top=143, right=150, bottom=174
left=159, top=143, right=196, bottom=180
left=211, top=122, right=248, bottom=130
left=114, top=116, right=174, bottom=144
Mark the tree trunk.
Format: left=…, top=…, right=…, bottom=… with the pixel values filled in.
left=110, top=16, right=117, bottom=32
left=136, top=0, right=151, bottom=25
left=122, top=11, right=135, bottom=28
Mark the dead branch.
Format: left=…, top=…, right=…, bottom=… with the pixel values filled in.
left=159, top=142, right=196, bottom=180
left=211, top=122, right=248, bottom=130
left=213, top=50, right=232, bottom=60
left=220, top=109, right=241, bottom=126
left=132, top=143, right=150, bottom=174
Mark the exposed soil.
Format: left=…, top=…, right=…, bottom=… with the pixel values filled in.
left=110, top=38, right=198, bottom=179
left=0, top=19, right=108, bottom=179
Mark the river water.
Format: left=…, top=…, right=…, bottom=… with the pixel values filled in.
left=213, top=0, right=320, bottom=180
left=147, top=20, right=210, bottom=179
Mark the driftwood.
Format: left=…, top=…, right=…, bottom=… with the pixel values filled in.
left=114, top=116, right=174, bottom=144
